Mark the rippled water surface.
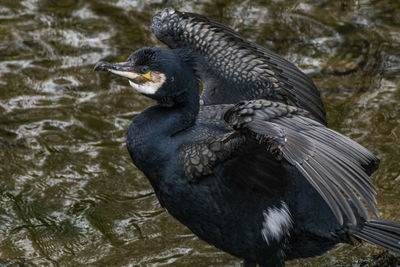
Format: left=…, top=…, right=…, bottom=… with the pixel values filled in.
left=1, top=0, right=399, bottom=266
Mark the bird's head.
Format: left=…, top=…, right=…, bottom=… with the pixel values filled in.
left=94, top=47, right=197, bottom=106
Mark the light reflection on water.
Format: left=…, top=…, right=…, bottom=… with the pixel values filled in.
left=0, top=0, right=399, bottom=266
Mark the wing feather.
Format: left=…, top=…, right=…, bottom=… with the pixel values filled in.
left=225, top=99, right=380, bottom=225
left=151, top=8, right=327, bottom=124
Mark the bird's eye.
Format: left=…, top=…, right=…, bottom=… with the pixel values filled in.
left=141, top=66, right=149, bottom=74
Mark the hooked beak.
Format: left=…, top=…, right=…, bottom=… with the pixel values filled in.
left=94, top=61, right=151, bottom=83
left=94, top=61, right=142, bottom=80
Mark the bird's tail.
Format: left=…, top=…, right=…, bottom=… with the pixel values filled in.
left=352, top=219, right=400, bottom=254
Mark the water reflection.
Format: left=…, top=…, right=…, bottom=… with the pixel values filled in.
left=0, top=0, right=399, bottom=266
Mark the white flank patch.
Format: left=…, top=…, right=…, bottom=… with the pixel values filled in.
left=128, top=73, right=166, bottom=95
left=261, top=202, right=292, bottom=245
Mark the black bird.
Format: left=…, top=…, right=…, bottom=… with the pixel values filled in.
left=94, top=8, right=400, bottom=266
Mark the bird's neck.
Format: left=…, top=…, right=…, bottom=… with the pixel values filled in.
left=126, top=86, right=200, bottom=175
left=157, top=83, right=200, bottom=131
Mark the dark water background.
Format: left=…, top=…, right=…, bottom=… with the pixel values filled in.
left=1, top=0, right=399, bottom=266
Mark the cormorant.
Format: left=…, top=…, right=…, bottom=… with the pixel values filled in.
left=94, top=8, right=400, bottom=266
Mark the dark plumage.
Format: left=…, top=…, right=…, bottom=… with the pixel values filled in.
left=94, top=8, right=400, bottom=266
left=151, top=8, right=327, bottom=125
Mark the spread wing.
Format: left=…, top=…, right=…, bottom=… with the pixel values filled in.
left=224, top=99, right=379, bottom=226
left=181, top=100, right=379, bottom=226
left=151, top=8, right=326, bottom=124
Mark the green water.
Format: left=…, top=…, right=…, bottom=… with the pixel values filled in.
left=0, top=0, right=399, bottom=266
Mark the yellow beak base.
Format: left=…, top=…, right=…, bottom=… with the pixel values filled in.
left=142, top=72, right=151, bottom=80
